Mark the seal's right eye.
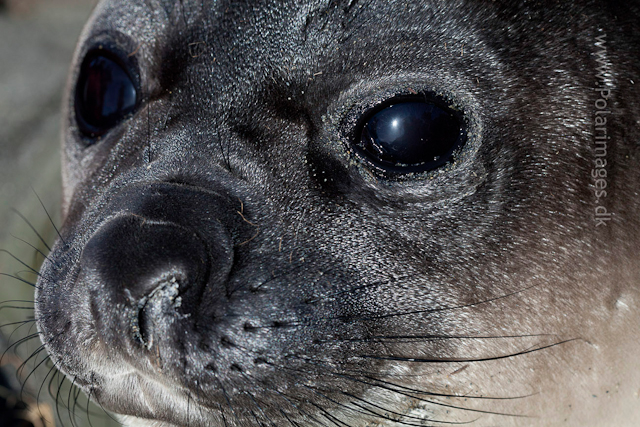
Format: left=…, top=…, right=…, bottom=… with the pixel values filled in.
left=351, top=95, right=465, bottom=175
left=75, top=50, right=138, bottom=138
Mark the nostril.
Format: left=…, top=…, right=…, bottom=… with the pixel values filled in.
left=80, top=214, right=215, bottom=349
left=80, top=214, right=211, bottom=302
left=134, top=277, right=183, bottom=348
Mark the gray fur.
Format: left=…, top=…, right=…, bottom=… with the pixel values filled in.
left=36, top=1, right=640, bottom=426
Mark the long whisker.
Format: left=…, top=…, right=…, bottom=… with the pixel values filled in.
left=10, top=208, right=52, bottom=253
left=30, top=187, right=66, bottom=247
left=356, top=339, right=578, bottom=364
left=0, top=272, right=38, bottom=288
left=0, top=249, right=41, bottom=274
left=10, top=234, right=51, bottom=261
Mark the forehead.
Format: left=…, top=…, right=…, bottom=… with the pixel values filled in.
left=87, top=0, right=347, bottom=49
left=81, top=0, right=478, bottom=64
left=78, top=0, right=491, bottom=106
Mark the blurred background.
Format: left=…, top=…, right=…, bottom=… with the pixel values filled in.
left=0, top=1, right=119, bottom=425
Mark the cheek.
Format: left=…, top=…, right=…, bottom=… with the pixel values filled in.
left=61, top=131, right=98, bottom=220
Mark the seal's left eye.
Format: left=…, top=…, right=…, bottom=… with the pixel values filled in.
left=75, top=51, right=138, bottom=137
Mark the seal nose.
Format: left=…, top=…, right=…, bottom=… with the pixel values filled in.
left=80, top=214, right=210, bottom=302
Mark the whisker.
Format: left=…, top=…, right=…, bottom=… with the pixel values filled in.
left=85, top=384, right=96, bottom=427
left=30, top=186, right=66, bottom=247
left=235, top=365, right=328, bottom=427
left=16, top=343, right=47, bottom=378
left=272, top=351, right=530, bottom=419
left=53, top=369, right=68, bottom=427
left=357, top=373, right=537, bottom=401
left=0, top=319, right=36, bottom=329
left=246, top=390, right=279, bottom=427
left=0, top=304, right=36, bottom=315
left=10, top=208, right=52, bottom=253
left=279, top=407, right=305, bottom=427
left=10, top=234, right=51, bottom=261
left=15, top=270, right=39, bottom=280
left=191, top=377, right=207, bottom=424
left=19, top=346, right=50, bottom=399
left=264, top=283, right=544, bottom=329
left=1, top=332, right=40, bottom=363
left=218, top=402, right=230, bottom=427
left=303, top=273, right=420, bottom=305
left=220, top=383, right=243, bottom=425
left=323, top=332, right=559, bottom=345
left=341, top=390, right=477, bottom=426
left=301, top=382, right=395, bottom=424
left=0, top=272, right=38, bottom=288
left=333, top=371, right=530, bottom=419
left=37, top=361, right=59, bottom=424
left=308, top=400, right=354, bottom=427
left=356, top=338, right=578, bottom=364
left=0, top=299, right=35, bottom=305
left=234, top=339, right=460, bottom=426
left=66, top=376, right=80, bottom=427
left=332, top=283, right=543, bottom=324
left=274, top=390, right=328, bottom=427
left=37, top=362, right=58, bottom=418
left=71, top=383, right=84, bottom=427
left=0, top=248, right=42, bottom=276
left=84, top=372, right=125, bottom=424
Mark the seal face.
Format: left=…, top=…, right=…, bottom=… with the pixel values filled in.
left=35, top=1, right=640, bottom=426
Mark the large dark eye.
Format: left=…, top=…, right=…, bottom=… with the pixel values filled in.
left=354, top=97, right=464, bottom=174
left=75, top=50, right=138, bottom=137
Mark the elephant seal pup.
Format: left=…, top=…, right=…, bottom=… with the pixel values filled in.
left=35, top=1, right=640, bottom=426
